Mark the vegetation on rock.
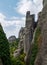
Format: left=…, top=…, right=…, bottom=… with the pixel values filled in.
left=10, top=39, right=19, bottom=54
left=30, top=27, right=41, bottom=65
left=11, top=48, right=25, bottom=65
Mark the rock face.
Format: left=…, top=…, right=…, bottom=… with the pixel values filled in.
left=18, top=11, right=37, bottom=64
left=8, top=36, right=16, bottom=43
left=34, top=0, right=47, bottom=65
left=24, top=12, right=35, bottom=64
left=43, top=0, right=47, bottom=7
left=18, top=0, right=47, bottom=65
left=18, top=27, right=25, bottom=49
left=24, top=11, right=34, bottom=55
left=13, top=49, right=21, bottom=57
left=12, top=0, right=47, bottom=65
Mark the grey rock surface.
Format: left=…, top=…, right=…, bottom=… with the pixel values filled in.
left=34, top=0, right=47, bottom=65
left=8, top=36, right=16, bottom=43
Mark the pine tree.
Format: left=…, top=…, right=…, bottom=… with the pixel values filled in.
left=0, top=24, right=11, bottom=65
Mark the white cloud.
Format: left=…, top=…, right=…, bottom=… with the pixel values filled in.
left=0, top=13, right=6, bottom=19
left=15, top=0, right=43, bottom=15
left=0, top=13, right=25, bottom=27
left=0, top=13, right=25, bottom=38
left=4, top=26, right=21, bottom=38
left=0, top=0, right=43, bottom=38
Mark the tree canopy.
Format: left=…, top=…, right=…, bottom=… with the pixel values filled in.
left=0, top=24, right=11, bottom=65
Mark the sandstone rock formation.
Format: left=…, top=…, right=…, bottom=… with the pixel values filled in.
left=8, top=36, right=16, bottom=43
left=34, top=0, right=47, bottom=65
left=18, top=27, right=25, bottom=49
left=18, top=11, right=37, bottom=65
left=13, top=49, right=21, bottom=57
left=13, top=1, right=47, bottom=65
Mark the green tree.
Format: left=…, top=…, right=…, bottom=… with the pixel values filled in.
left=0, top=24, right=11, bottom=65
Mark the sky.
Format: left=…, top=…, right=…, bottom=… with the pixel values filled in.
left=0, top=0, right=43, bottom=38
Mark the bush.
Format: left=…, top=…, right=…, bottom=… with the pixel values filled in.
left=10, top=48, right=25, bottom=65
left=11, top=54, right=25, bottom=65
